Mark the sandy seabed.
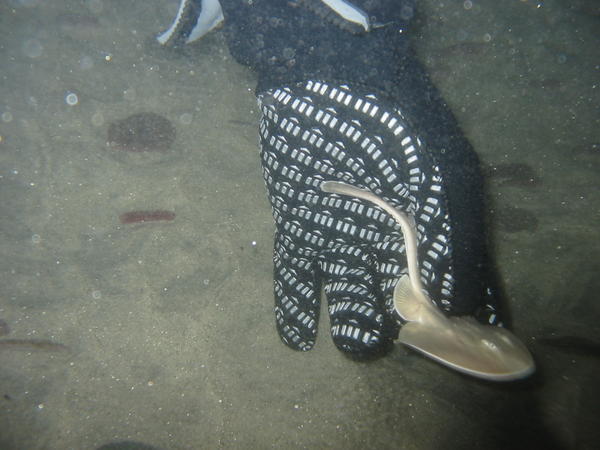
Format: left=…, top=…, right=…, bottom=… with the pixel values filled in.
left=0, top=1, right=598, bottom=449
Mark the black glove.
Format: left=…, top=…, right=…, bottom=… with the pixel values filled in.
left=159, top=0, right=501, bottom=357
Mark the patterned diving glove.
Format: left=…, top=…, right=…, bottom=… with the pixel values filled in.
left=158, top=0, right=501, bottom=357
left=258, top=81, right=458, bottom=354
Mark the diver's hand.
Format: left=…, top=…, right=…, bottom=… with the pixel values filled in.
left=157, top=0, right=501, bottom=357
left=258, top=80, right=458, bottom=355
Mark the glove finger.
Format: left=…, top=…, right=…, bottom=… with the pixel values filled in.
left=319, top=245, right=396, bottom=357
left=273, top=233, right=320, bottom=351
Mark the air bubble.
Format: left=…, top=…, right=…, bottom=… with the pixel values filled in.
left=65, top=92, right=79, bottom=106
left=1, top=111, right=13, bottom=123
left=179, top=113, right=193, bottom=125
